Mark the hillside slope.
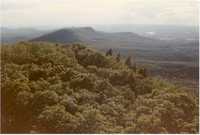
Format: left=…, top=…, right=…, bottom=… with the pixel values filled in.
left=1, top=42, right=198, bottom=133
left=31, top=27, right=167, bottom=48
left=31, top=29, right=82, bottom=43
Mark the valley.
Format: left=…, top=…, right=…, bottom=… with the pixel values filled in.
left=2, top=26, right=199, bottom=92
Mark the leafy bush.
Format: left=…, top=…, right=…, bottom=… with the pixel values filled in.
left=1, top=42, right=198, bottom=133
left=70, top=73, right=95, bottom=90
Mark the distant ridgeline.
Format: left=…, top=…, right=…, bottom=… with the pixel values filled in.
left=1, top=42, right=198, bottom=133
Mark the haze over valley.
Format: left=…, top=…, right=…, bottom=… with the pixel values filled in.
left=1, top=25, right=198, bottom=92
left=1, top=0, right=199, bottom=133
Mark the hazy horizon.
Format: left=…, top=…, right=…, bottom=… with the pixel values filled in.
left=1, top=24, right=199, bottom=31
left=2, top=0, right=199, bottom=28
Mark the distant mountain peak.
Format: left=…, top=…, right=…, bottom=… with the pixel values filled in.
left=79, top=27, right=95, bottom=31
left=31, top=28, right=82, bottom=43
left=31, top=27, right=166, bottom=48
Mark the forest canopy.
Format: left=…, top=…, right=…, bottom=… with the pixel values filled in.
left=1, top=42, right=199, bottom=133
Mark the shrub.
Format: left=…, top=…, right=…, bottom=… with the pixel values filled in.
left=1, top=42, right=198, bottom=133
left=37, top=105, right=78, bottom=133
left=32, top=91, right=59, bottom=114
left=70, top=73, right=95, bottom=90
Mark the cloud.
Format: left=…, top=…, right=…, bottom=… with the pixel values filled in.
left=1, top=0, right=199, bottom=27
left=122, top=0, right=198, bottom=25
left=2, top=0, right=41, bottom=10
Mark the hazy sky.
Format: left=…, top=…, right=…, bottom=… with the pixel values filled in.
left=1, top=0, right=199, bottom=28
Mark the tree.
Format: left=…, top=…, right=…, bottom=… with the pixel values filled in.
left=132, top=62, right=137, bottom=73
left=32, top=90, right=59, bottom=114
left=116, top=53, right=121, bottom=62
left=125, top=56, right=137, bottom=72
left=125, top=56, right=132, bottom=67
left=138, top=68, right=147, bottom=78
left=1, top=42, right=198, bottom=134
left=37, top=105, right=78, bottom=133
left=77, top=108, right=105, bottom=133
left=106, top=49, right=113, bottom=56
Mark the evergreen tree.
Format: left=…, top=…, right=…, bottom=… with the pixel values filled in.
left=106, top=49, right=113, bottom=56
left=125, top=56, right=132, bottom=67
left=138, top=68, right=147, bottom=77
left=132, top=63, right=137, bottom=73
left=116, top=53, right=121, bottom=62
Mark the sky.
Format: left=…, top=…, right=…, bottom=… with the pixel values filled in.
left=1, top=0, right=199, bottom=28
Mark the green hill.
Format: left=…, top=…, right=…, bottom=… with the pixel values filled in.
left=1, top=42, right=198, bottom=133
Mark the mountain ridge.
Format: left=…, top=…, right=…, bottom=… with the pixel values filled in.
left=31, top=27, right=167, bottom=49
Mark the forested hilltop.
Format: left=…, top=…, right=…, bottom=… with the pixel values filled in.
left=1, top=42, right=199, bottom=133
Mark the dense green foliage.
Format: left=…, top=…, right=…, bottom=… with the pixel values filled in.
left=1, top=42, right=199, bottom=133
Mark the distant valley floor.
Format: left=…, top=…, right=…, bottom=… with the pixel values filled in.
left=99, top=47, right=199, bottom=94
